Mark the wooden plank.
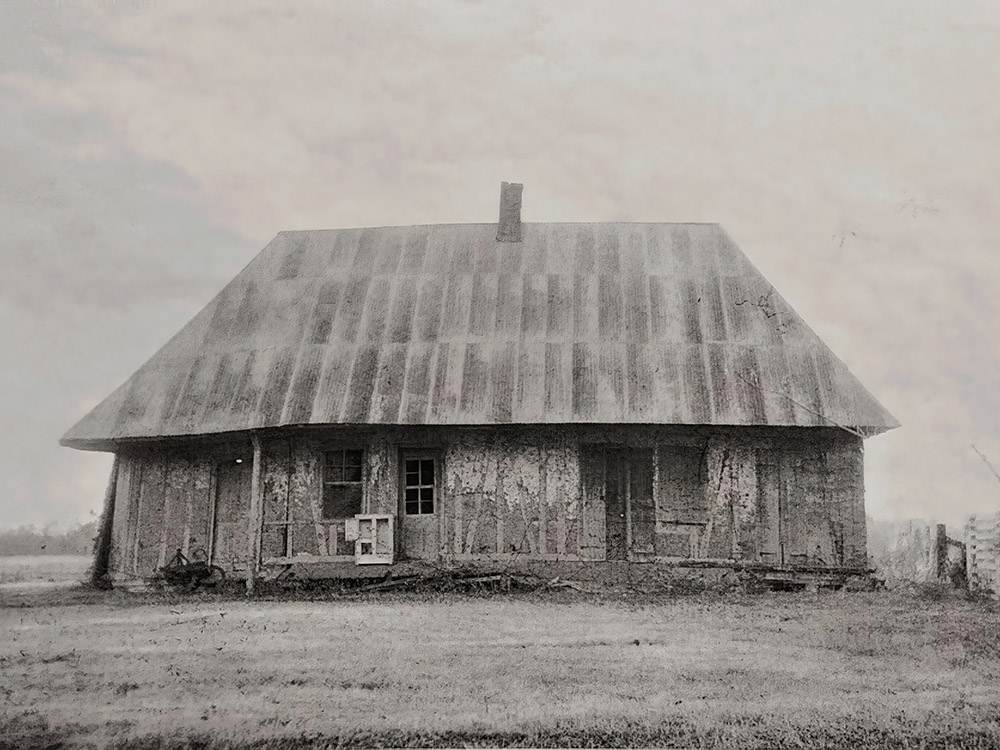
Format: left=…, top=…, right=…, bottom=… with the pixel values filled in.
left=111, top=456, right=135, bottom=577
left=247, top=433, right=264, bottom=593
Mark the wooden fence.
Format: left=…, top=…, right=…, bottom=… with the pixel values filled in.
left=867, top=518, right=953, bottom=584
left=966, top=513, right=1000, bottom=595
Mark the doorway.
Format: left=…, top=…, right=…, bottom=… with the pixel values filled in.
left=211, top=457, right=251, bottom=570
left=583, top=446, right=655, bottom=561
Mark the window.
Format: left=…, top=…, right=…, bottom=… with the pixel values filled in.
left=404, top=457, right=435, bottom=515
left=323, top=449, right=363, bottom=520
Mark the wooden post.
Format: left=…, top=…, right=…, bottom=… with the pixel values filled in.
left=247, top=432, right=264, bottom=594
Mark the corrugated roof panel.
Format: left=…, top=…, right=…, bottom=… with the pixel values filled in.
left=625, top=343, right=653, bottom=417
left=459, top=343, right=490, bottom=419
left=400, top=342, right=435, bottom=424
left=702, top=273, right=729, bottom=342
left=428, top=342, right=459, bottom=422
left=598, top=274, right=624, bottom=340
left=62, top=222, right=899, bottom=446
left=256, top=347, right=296, bottom=425
left=409, top=275, right=440, bottom=342
left=468, top=274, right=499, bottom=338
left=312, top=346, right=353, bottom=423
left=623, top=273, right=650, bottom=343
left=360, top=276, right=393, bottom=342
left=573, top=225, right=597, bottom=275
left=706, top=343, right=737, bottom=424
left=386, top=275, right=418, bottom=343
left=522, top=226, right=548, bottom=273
left=513, top=342, right=546, bottom=422
left=683, top=345, right=713, bottom=424
left=596, top=224, right=621, bottom=275
left=342, top=344, right=380, bottom=422
left=544, top=342, right=571, bottom=420
left=543, top=225, right=575, bottom=275
left=333, top=276, right=369, bottom=343
left=490, top=342, right=517, bottom=423
left=398, top=226, right=429, bottom=272
left=282, top=345, right=324, bottom=425
left=327, top=229, right=359, bottom=269
left=494, top=275, right=522, bottom=337
left=497, top=241, right=523, bottom=275
left=596, top=344, right=626, bottom=421
left=371, top=228, right=403, bottom=274
left=651, top=343, right=686, bottom=423
left=422, top=225, right=454, bottom=273
left=571, top=343, right=598, bottom=419
left=754, top=344, right=802, bottom=425
left=546, top=274, right=573, bottom=340
left=369, top=344, right=407, bottom=424
left=573, top=275, right=599, bottom=340
left=680, top=280, right=704, bottom=345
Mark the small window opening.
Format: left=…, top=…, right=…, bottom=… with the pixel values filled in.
left=404, top=458, right=435, bottom=515
left=323, top=449, right=363, bottom=520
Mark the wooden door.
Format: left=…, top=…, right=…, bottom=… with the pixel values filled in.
left=756, top=457, right=782, bottom=565
left=602, top=448, right=655, bottom=562
left=399, top=453, right=439, bottom=560
left=605, top=451, right=628, bottom=561
left=212, top=458, right=251, bottom=570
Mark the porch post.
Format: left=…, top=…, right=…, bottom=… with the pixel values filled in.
left=246, top=432, right=263, bottom=594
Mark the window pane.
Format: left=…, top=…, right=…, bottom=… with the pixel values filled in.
left=344, top=465, right=362, bottom=482
left=421, top=500, right=434, bottom=514
left=405, top=487, right=418, bottom=502
left=405, top=459, right=419, bottom=474
left=323, top=484, right=362, bottom=520
left=420, top=487, right=433, bottom=502
left=405, top=472, right=419, bottom=487
left=421, top=460, right=434, bottom=484
left=326, top=465, right=344, bottom=483
left=405, top=501, right=420, bottom=515
left=344, top=450, right=363, bottom=467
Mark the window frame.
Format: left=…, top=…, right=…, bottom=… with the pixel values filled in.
left=400, top=452, right=439, bottom=516
left=320, top=447, right=365, bottom=521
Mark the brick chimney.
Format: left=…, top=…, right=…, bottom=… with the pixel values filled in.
left=496, top=181, right=523, bottom=242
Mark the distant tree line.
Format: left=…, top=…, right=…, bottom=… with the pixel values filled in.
left=0, top=521, right=98, bottom=556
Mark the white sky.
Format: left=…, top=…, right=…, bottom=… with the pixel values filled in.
left=1, top=1, right=998, bottom=528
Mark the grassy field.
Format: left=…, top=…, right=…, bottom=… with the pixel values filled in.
left=0, top=554, right=91, bottom=587
left=2, top=584, right=1000, bottom=749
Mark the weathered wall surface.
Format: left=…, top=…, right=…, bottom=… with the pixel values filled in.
left=442, top=433, right=586, bottom=560
left=111, top=452, right=216, bottom=581
left=108, top=425, right=867, bottom=581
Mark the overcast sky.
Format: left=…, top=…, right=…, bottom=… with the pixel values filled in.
left=1, top=1, right=998, bottom=529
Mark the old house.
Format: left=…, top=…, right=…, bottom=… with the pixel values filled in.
left=62, top=183, right=898, bottom=588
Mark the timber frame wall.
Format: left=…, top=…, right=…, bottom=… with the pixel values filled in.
left=106, top=425, right=866, bottom=583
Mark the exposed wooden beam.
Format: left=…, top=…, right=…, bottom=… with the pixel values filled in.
left=247, top=432, right=264, bottom=594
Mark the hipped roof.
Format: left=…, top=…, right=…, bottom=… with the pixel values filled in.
left=62, top=222, right=898, bottom=450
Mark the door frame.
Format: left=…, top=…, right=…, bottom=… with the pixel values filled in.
left=210, top=454, right=252, bottom=570
left=397, top=448, right=443, bottom=560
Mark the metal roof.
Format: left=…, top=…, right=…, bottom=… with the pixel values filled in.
left=62, top=222, right=898, bottom=449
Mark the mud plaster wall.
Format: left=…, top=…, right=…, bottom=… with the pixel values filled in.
left=691, top=432, right=865, bottom=567
left=442, top=432, right=586, bottom=560
left=108, top=426, right=866, bottom=579
left=111, top=452, right=215, bottom=580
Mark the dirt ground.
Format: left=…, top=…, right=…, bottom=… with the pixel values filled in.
left=2, top=584, right=1000, bottom=749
